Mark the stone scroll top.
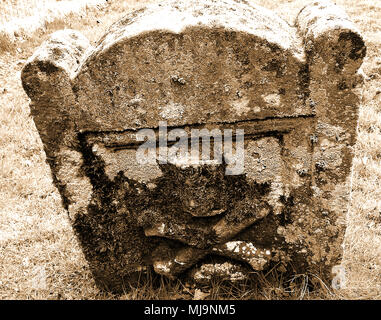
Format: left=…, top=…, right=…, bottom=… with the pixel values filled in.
left=22, top=0, right=366, bottom=292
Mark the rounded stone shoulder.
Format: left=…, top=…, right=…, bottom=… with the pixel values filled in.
left=295, top=0, right=366, bottom=70
left=21, top=29, right=91, bottom=101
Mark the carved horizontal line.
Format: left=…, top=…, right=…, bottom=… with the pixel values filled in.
left=81, top=113, right=315, bottom=135
left=102, top=132, right=282, bottom=151
left=83, top=115, right=314, bottom=150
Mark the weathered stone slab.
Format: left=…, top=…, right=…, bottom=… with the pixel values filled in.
left=21, top=0, right=366, bottom=292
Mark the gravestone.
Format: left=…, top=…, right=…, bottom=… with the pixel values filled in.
left=22, top=0, right=366, bottom=292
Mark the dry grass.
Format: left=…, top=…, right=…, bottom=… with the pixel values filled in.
left=0, top=0, right=105, bottom=24
left=0, top=0, right=110, bottom=52
left=0, top=0, right=380, bottom=300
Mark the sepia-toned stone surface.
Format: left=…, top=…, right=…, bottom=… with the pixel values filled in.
left=21, top=0, right=366, bottom=292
